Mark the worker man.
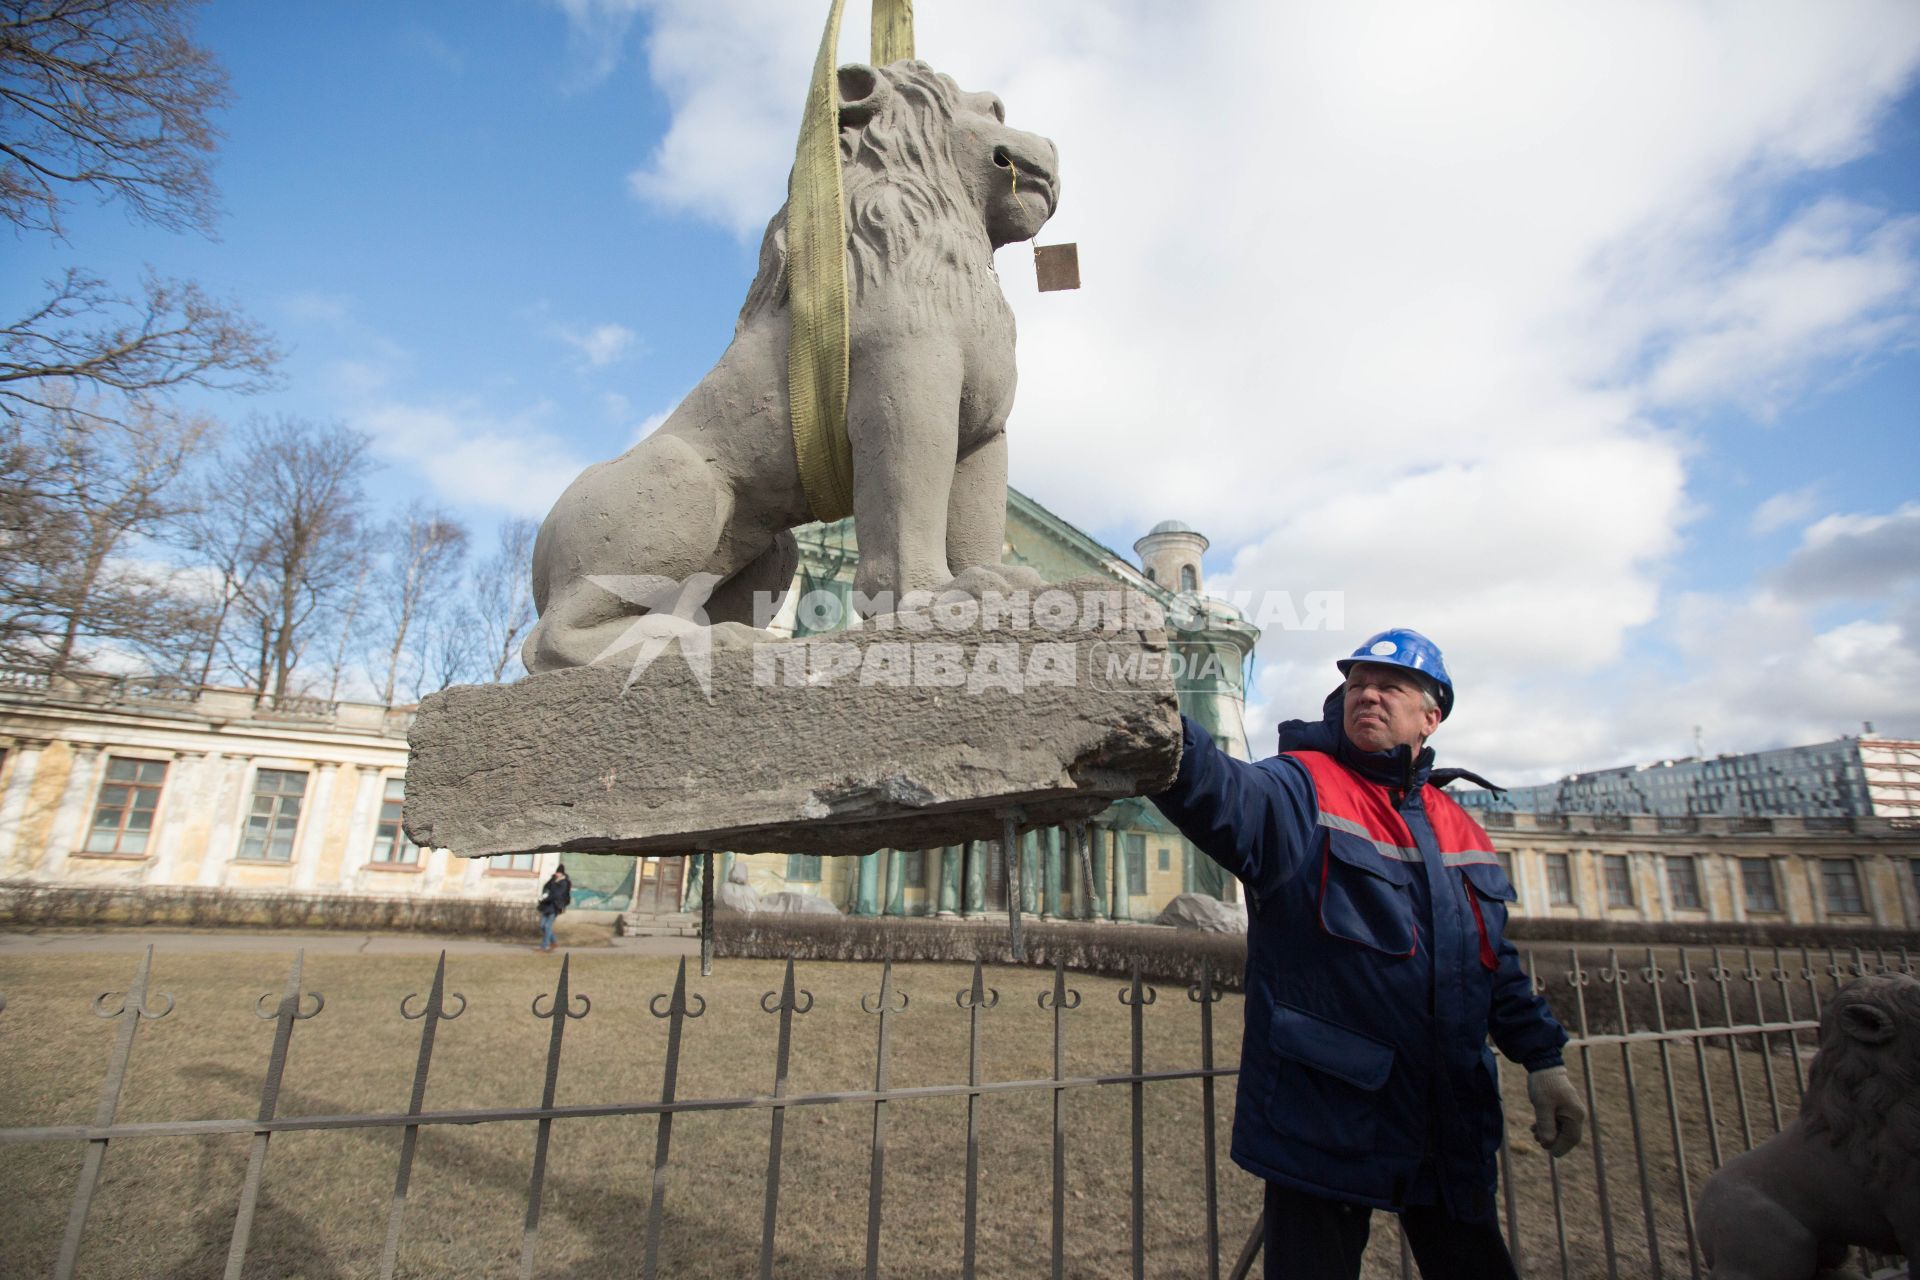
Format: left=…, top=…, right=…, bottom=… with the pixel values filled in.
left=1150, top=628, right=1584, bottom=1280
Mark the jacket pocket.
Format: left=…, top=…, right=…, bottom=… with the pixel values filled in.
left=1317, top=832, right=1417, bottom=956
left=1264, top=1001, right=1396, bottom=1155
left=1459, top=861, right=1515, bottom=970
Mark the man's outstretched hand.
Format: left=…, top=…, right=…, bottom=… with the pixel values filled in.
left=1527, top=1065, right=1585, bottom=1158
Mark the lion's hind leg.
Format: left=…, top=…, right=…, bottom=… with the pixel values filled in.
left=521, top=432, right=733, bottom=674
left=1700, top=1180, right=1825, bottom=1280
left=704, top=529, right=799, bottom=628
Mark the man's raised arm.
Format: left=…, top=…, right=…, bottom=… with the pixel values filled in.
left=1150, top=714, right=1319, bottom=904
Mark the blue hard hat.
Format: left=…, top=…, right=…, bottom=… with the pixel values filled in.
left=1336, top=628, right=1454, bottom=720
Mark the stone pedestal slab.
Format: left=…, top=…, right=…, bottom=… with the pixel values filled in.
left=405, top=579, right=1183, bottom=859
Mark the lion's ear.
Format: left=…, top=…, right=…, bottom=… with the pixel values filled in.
left=1840, top=1002, right=1895, bottom=1046
left=838, top=63, right=888, bottom=129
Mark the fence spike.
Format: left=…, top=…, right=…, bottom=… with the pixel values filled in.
left=380, top=951, right=462, bottom=1280
left=759, top=957, right=810, bottom=1280
left=225, top=950, right=319, bottom=1280
left=862, top=957, right=903, bottom=1280
left=522, top=953, right=587, bottom=1280
left=55, top=944, right=171, bottom=1280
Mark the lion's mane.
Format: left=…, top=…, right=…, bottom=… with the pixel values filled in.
left=738, top=60, right=1005, bottom=334
left=1799, top=974, right=1920, bottom=1192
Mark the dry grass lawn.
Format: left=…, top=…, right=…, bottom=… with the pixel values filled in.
left=0, top=944, right=1871, bottom=1279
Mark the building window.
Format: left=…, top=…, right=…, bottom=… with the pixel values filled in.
left=787, top=854, right=822, bottom=883
left=489, top=853, right=538, bottom=872
left=1603, top=855, right=1634, bottom=908
left=1180, top=564, right=1197, bottom=593
left=84, top=757, right=168, bottom=854
left=1157, top=847, right=1170, bottom=871
left=904, top=850, right=926, bottom=888
left=1911, top=859, right=1920, bottom=912
left=370, top=778, right=418, bottom=864
left=1125, top=833, right=1147, bottom=895
left=238, top=769, right=306, bottom=861
left=1821, top=858, right=1866, bottom=916
left=1665, top=856, right=1703, bottom=911
left=1741, top=859, right=1781, bottom=914
left=1497, top=850, right=1515, bottom=883
left=1545, top=853, right=1575, bottom=906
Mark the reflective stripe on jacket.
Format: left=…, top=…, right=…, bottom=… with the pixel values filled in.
left=1151, top=715, right=1566, bottom=1221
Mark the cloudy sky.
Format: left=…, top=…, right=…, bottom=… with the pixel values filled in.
left=9, top=0, right=1918, bottom=783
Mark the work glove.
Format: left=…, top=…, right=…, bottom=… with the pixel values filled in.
left=1527, top=1065, right=1584, bottom=1158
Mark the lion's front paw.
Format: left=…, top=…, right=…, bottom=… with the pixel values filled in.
left=938, top=564, right=1046, bottom=599
left=707, top=621, right=769, bottom=650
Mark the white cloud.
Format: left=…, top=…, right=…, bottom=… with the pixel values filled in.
left=1773, top=501, right=1920, bottom=600
left=1641, top=201, right=1920, bottom=415
left=1749, top=484, right=1822, bottom=536
left=562, top=0, right=1920, bottom=776
left=559, top=321, right=638, bottom=367
left=355, top=400, right=587, bottom=519
left=545, top=0, right=649, bottom=84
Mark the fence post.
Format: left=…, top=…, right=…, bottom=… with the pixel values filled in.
left=957, top=958, right=998, bottom=1278
left=55, top=945, right=173, bottom=1280
left=521, top=955, right=589, bottom=1280
left=862, top=958, right=907, bottom=1280
left=225, top=950, right=324, bottom=1280
left=759, top=958, right=812, bottom=1280
left=644, top=957, right=705, bottom=1280
left=380, top=952, right=466, bottom=1280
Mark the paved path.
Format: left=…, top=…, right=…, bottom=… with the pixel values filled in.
left=0, top=927, right=700, bottom=958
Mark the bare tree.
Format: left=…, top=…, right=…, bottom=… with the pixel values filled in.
left=1, top=0, right=226, bottom=235
left=471, top=515, right=538, bottom=681
left=373, top=508, right=469, bottom=706
left=415, top=600, right=482, bottom=698
left=0, top=388, right=216, bottom=673
left=2, top=269, right=279, bottom=419
left=1, top=0, right=279, bottom=420
left=172, top=467, right=263, bottom=688
left=217, top=416, right=373, bottom=703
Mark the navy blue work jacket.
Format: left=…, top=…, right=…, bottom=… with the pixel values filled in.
left=1151, top=713, right=1567, bottom=1222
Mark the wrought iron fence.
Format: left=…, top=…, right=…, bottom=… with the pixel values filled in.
left=0, top=943, right=1911, bottom=1279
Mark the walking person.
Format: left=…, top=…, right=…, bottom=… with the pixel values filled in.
left=537, top=863, right=571, bottom=952
left=1150, top=629, right=1585, bottom=1280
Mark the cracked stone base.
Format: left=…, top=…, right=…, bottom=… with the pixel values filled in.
left=404, top=579, right=1182, bottom=858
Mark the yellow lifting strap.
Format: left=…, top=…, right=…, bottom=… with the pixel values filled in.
left=872, top=0, right=914, bottom=65
left=788, top=0, right=916, bottom=524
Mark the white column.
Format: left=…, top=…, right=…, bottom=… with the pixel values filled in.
left=197, top=756, right=248, bottom=887
left=343, top=768, right=380, bottom=883
left=0, top=740, right=48, bottom=873
left=423, top=844, right=450, bottom=894
left=1897, top=854, right=1920, bottom=929
left=1797, top=856, right=1818, bottom=924
left=1724, top=855, right=1747, bottom=923
left=1632, top=851, right=1655, bottom=922
left=146, top=751, right=206, bottom=884
left=1865, top=855, right=1888, bottom=926
left=291, top=762, right=340, bottom=890
left=1652, top=853, right=1674, bottom=923
left=39, top=744, right=104, bottom=877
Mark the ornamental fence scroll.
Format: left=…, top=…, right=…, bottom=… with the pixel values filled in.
left=0, top=943, right=1912, bottom=1279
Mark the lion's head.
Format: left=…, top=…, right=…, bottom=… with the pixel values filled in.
left=1800, top=972, right=1920, bottom=1190
left=740, top=60, right=1060, bottom=328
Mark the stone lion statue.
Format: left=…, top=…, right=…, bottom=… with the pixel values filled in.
left=523, top=60, right=1060, bottom=673
left=1697, top=972, right=1920, bottom=1279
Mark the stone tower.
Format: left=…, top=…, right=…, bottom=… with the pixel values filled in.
left=1133, top=519, right=1209, bottom=594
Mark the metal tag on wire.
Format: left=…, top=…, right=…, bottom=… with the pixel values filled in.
left=1034, top=243, right=1080, bottom=292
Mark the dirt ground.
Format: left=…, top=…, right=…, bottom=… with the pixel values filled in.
left=0, top=942, right=1903, bottom=1279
